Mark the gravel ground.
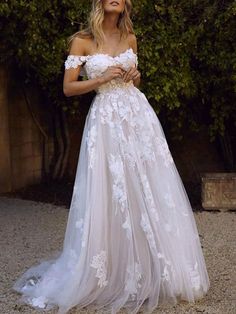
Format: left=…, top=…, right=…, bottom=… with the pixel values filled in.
left=0, top=196, right=235, bottom=314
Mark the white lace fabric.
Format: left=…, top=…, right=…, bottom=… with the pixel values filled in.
left=64, top=47, right=138, bottom=78
left=12, top=47, right=210, bottom=314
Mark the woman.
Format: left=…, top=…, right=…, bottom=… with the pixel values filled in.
left=13, top=1, right=210, bottom=313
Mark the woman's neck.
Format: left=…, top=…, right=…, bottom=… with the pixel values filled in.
left=102, top=13, right=120, bottom=36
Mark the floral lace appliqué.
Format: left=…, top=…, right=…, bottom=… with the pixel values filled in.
left=75, top=218, right=84, bottom=233
left=90, top=250, right=108, bottom=288
left=139, top=173, right=160, bottom=224
left=86, top=124, right=97, bottom=169
left=156, top=137, right=174, bottom=167
left=125, top=262, right=142, bottom=300
left=30, top=295, right=48, bottom=309
left=140, top=212, right=157, bottom=253
left=108, top=153, right=128, bottom=214
left=161, top=265, right=171, bottom=282
left=187, top=261, right=201, bottom=290
left=65, top=55, right=87, bottom=69
left=122, top=213, right=132, bottom=240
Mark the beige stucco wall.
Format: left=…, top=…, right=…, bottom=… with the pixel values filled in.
left=0, top=66, right=12, bottom=192
left=0, top=66, right=49, bottom=193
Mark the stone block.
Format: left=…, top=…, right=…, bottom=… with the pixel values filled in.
left=32, top=140, right=42, bottom=157
left=201, top=173, right=236, bottom=210
left=21, top=142, right=33, bottom=158
left=11, top=145, right=21, bottom=161
left=21, top=127, right=33, bottom=143
left=33, top=169, right=42, bottom=181
left=9, top=116, right=21, bottom=129
left=21, top=156, right=35, bottom=173
left=0, top=66, right=12, bottom=192
left=10, top=129, right=23, bottom=145
left=12, top=172, right=28, bottom=190
left=33, top=155, right=42, bottom=171
left=12, top=158, right=23, bottom=175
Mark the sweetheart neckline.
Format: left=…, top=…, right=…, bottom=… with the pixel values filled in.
left=69, top=47, right=136, bottom=60
left=88, top=47, right=136, bottom=59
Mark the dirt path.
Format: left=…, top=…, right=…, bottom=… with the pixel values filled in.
left=0, top=197, right=235, bottom=313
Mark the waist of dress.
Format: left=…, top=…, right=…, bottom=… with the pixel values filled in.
left=96, top=79, right=134, bottom=94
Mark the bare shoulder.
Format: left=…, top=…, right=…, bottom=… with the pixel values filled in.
left=69, top=36, right=93, bottom=56
left=128, top=33, right=137, bottom=53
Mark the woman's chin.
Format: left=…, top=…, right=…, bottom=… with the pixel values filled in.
left=104, top=8, right=122, bottom=15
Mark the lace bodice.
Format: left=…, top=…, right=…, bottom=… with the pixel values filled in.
left=64, top=48, right=138, bottom=93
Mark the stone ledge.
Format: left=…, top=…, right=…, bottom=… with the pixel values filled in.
left=201, top=172, right=236, bottom=210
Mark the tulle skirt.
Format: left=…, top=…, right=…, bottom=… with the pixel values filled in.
left=12, top=85, right=210, bottom=314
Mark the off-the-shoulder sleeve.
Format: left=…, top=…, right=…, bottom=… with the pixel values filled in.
left=64, top=55, right=87, bottom=70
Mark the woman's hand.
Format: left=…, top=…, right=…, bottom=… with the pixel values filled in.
left=101, top=65, right=126, bottom=83
left=122, top=66, right=141, bottom=83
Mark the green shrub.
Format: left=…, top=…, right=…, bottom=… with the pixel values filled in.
left=1, top=0, right=235, bottom=170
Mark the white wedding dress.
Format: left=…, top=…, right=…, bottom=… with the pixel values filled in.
left=12, top=48, right=210, bottom=314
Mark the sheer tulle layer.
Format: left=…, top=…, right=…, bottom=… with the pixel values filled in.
left=13, top=85, right=210, bottom=314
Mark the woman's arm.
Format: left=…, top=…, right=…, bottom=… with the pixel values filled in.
left=63, top=37, right=125, bottom=97
left=63, top=37, right=104, bottom=96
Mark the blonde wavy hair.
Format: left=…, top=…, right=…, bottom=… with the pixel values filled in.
left=68, top=0, right=134, bottom=50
